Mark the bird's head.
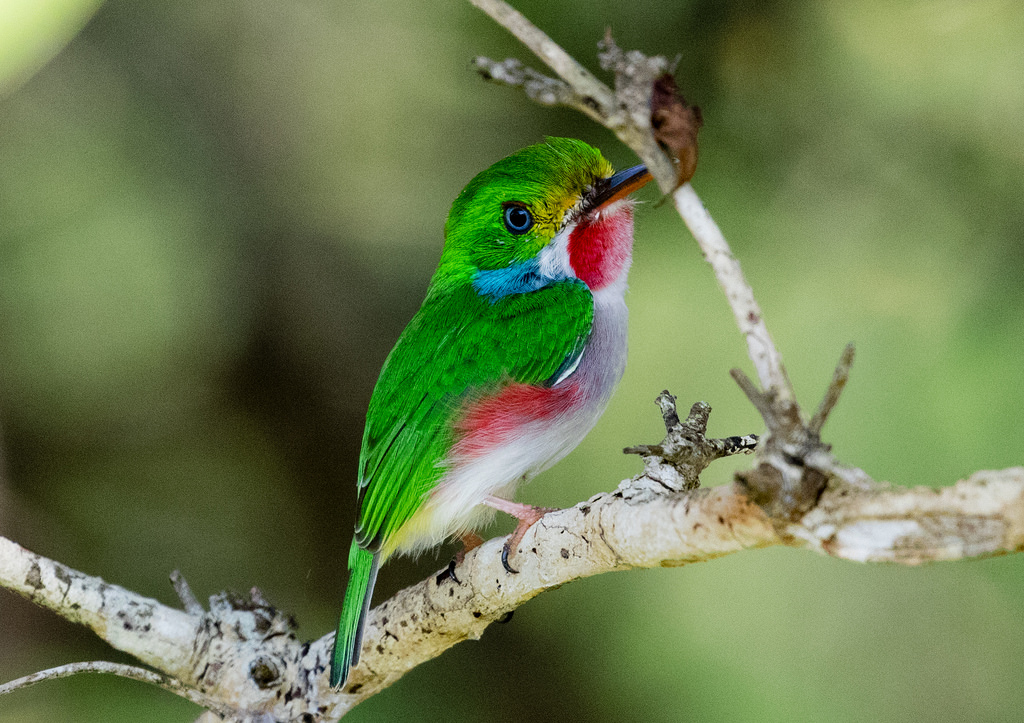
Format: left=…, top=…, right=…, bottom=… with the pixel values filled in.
left=441, top=138, right=651, bottom=296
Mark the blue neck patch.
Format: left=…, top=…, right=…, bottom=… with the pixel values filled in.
left=473, top=257, right=565, bottom=302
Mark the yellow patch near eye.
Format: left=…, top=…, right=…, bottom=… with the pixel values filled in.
left=534, top=192, right=580, bottom=238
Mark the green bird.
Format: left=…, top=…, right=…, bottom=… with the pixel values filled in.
left=331, top=138, right=651, bottom=687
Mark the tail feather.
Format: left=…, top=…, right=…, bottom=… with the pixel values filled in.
left=330, top=543, right=380, bottom=688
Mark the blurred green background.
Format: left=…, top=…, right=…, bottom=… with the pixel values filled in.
left=1, top=0, right=1023, bottom=720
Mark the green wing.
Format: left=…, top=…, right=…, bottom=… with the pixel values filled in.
left=353, top=279, right=593, bottom=551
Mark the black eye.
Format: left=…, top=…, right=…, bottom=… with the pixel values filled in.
left=503, top=205, right=533, bottom=235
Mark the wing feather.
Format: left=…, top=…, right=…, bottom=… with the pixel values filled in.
left=354, top=279, right=593, bottom=550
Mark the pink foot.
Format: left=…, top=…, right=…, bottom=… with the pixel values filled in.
left=482, top=496, right=559, bottom=573
left=455, top=531, right=485, bottom=565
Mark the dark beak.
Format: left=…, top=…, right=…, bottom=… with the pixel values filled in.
left=587, top=164, right=652, bottom=212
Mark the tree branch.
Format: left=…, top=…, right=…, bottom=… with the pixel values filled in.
left=0, top=661, right=229, bottom=714
left=4, top=461, right=1024, bottom=719
left=671, top=181, right=790, bottom=396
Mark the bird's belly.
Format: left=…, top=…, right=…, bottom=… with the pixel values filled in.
left=387, top=287, right=629, bottom=556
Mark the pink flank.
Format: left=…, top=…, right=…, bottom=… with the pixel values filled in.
left=454, top=381, right=584, bottom=458
left=568, top=205, right=634, bottom=291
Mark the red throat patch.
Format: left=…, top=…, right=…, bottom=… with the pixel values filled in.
left=567, top=206, right=634, bottom=291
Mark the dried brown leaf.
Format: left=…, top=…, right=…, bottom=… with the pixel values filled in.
left=650, top=72, right=703, bottom=187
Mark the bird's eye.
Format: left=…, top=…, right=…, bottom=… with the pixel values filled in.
left=503, top=205, right=533, bottom=235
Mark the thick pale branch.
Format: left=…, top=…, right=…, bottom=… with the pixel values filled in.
left=5, top=467, right=1024, bottom=720
left=0, top=536, right=197, bottom=677
left=322, top=481, right=777, bottom=714
left=790, top=468, right=1024, bottom=562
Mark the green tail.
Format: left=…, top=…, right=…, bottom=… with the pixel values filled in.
left=330, top=543, right=380, bottom=688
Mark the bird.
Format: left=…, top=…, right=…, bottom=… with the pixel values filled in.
left=330, top=137, right=651, bottom=688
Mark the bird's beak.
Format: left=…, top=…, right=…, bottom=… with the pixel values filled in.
left=588, top=164, right=652, bottom=212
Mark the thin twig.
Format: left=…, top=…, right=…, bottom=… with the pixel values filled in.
left=809, top=343, right=855, bottom=435
left=673, top=183, right=791, bottom=397
left=470, top=0, right=615, bottom=119
left=0, top=661, right=229, bottom=714
left=170, top=569, right=204, bottom=616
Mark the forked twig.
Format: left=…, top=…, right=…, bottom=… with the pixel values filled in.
left=624, top=392, right=758, bottom=491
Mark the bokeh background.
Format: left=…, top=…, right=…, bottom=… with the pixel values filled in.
left=1, top=0, right=1023, bottom=720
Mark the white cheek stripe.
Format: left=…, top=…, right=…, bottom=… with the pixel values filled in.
left=536, top=222, right=577, bottom=281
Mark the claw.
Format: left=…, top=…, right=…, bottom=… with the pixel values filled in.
left=437, top=532, right=484, bottom=584
left=436, top=558, right=460, bottom=585
left=482, top=496, right=557, bottom=574
left=501, top=543, right=518, bottom=574
left=447, top=558, right=460, bottom=584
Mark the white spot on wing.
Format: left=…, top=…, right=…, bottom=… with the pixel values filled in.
left=552, top=348, right=584, bottom=387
